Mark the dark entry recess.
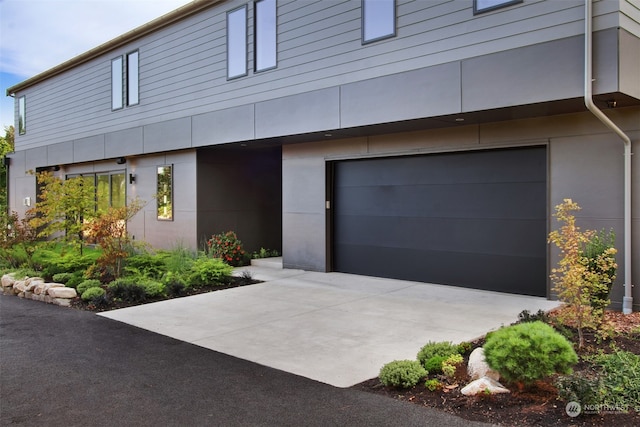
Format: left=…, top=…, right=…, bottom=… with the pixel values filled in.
left=332, top=146, right=547, bottom=296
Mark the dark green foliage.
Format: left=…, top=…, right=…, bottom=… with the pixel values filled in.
left=108, top=279, right=147, bottom=303
left=77, top=279, right=102, bottom=296
left=594, top=350, right=640, bottom=407
left=517, top=309, right=550, bottom=324
left=65, top=272, right=86, bottom=289
left=124, top=253, right=167, bottom=279
left=379, top=360, right=427, bottom=389
left=81, top=287, right=106, bottom=302
left=35, top=248, right=99, bottom=278
left=157, top=246, right=195, bottom=274
left=456, top=341, right=472, bottom=355
left=251, top=248, right=280, bottom=259
left=417, top=341, right=460, bottom=369
left=424, top=356, right=447, bottom=375
left=137, top=279, right=166, bottom=298
left=206, top=231, right=247, bottom=267
left=52, top=272, right=74, bottom=284
left=483, top=321, right=578, bottom=385
left=166, top=279, right=186, bottom=297
left=188, top=257, right=233, bottom=287
left=556, top=374, right=601, bottom=406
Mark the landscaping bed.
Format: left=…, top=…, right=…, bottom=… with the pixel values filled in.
left=353, top=310, right=640, bottom=427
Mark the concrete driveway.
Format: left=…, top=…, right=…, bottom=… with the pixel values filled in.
left=99, top=258, right=561, bottom=388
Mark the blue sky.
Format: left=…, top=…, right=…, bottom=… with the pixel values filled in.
left=0, top=0, right=193, bottom=134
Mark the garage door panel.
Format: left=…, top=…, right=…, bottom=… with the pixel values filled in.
left=335, top=182, right=545, bottom=219
left=333, top=146, right=547, bottom=296
left=335, top=244, right=546, bottom=296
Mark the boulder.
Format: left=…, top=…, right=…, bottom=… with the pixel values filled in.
left=25, top=280, right=45, bottom=292
left=34, top=282, right=63, bottom=295
left=467, top=347, right=500, bottom=381
left=47, top=287, right=77, bottom=299
left=13, top=280, right=28, bottom=293
left=461, top=376, right=510, bottom=396
left=1, top=274, right=17, bottom=288
left=53, top=298, right=72, bottom=307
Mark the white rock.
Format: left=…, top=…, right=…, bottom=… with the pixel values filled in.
left=461, top=376, right=510, bottom=396
left=25, top=277, right=45, bottom=286
left=467, top=347, right=500, bottom=381
left=53, top=298, right=72, bottom=307
left=13, top=280, right=28, bottom=292
left=1, top=274, right=17, bottom=288
left=47, top=287, right=77, bottom=299
left=34, top=282, right=63, bottom=295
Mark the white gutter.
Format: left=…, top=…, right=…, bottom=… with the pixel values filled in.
left=584, top=0, right=633, bottom=314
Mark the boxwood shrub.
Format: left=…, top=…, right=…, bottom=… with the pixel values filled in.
left=379, top=360, right=427, bottom=389
left=483, top=321, right=577, bottom=385
left=81, top=287, right=106, bottom=302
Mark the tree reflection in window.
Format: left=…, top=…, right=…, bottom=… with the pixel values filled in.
left=157, top=165, right=173, bottom=220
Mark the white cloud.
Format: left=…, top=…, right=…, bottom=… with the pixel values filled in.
left=0, top=0, right=192, bottom=129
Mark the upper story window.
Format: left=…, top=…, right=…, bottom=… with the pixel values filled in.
left=362, top=0, right=396, bottom=44
left=127, top=51, right=139, bottom=106
left=18, top=96, right=26, bottom=135
left=254, top=0, right=277, bottom=72
left=474, top=0, right=523, bottom=14
left=227, top=6, right=248, bottom=79
left=111, top=56, right=124, bottom=110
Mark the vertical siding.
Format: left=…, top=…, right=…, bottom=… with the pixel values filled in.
left=13, top=0, right=639, bottom=151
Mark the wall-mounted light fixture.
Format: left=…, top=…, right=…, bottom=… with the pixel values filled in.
left=3, top=157, right=10, bottom=167
left=129, top=173, right=136, bottom=184
left=116, top=157, right=127, bottom=165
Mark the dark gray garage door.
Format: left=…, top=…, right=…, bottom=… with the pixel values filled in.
left=332, top=146, right=547, bottom=296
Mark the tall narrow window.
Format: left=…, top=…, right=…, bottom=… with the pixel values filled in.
left=18, top=96, right=26, bottom=135
left=227, top=6, right=248, bottom=79
left=157, top=165, right=173, bottom=221
left=255, top=0, right=277, bottom=72
left=362, top=0, right=395, bottom=44
left=127, top=51, right=139, bottom=106
left=111, top=56, right=124, bottom=110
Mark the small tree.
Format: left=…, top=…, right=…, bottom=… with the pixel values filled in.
left=83, top=198, right=145, bottom=280
left=29, top=171, right=96, bottom=254
left=548, top=199, right=617, bottom=348
left=0, top=210, right=38, bottom=268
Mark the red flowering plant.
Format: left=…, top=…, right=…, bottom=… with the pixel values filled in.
left=206, top=231, right=247, bottom=267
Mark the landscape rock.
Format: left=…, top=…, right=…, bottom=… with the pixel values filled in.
left=34, top=282, right=64, bottom=295
left=461, top=376, right=510, bottom=396
left=53, top=298, right=72, bottom=307
left=467, top=347, right=500, bottom=381
left=1, top=274, right=17, bottom=288
left=13, top=280, right=28, bottom=293
left=47, top=287, right=77, bottom=299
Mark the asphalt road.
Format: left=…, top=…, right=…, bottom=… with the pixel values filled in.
left=0, top=295, right=493, bottom=426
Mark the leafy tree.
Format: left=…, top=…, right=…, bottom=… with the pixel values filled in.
left=29, top=171, right=96, bottom=254
left=83, top=198, right=145, bottom=280
left=1, top=126, right=15, bottom=211
left=548, top=199, right=617, bottom=348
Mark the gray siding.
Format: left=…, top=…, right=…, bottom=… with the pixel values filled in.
left=13, top=0, right=640, bottom=152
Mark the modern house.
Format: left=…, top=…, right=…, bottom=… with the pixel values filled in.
left=5, top=0, right=639, bottom=311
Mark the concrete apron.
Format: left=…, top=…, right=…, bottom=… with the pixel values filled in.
left=99, top=259, right=561, bottom=388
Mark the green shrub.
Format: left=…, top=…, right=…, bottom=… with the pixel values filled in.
left=163, top=271, right=188, bottom=296
left=424, top=379, right=443, bottom=392
left=252, top=248, right=280, bottom=259
left=188, top=257, right=233, bottom=287
left=424, top=356, right=447, bottom=375
left=158, top=245, right=196, bottom=274
left=517, top=309, right=550, bottom=324
left=456, top=341, right=473, bottom=356
left=35, top=249, right=98, bottom=278
left=556, top=374, right=601, bottom=406
left=138, top=279, right=166, bottom=298
left=77, top=279, right=102, bottom=296
left=65, top=272, right=86, bottom=289
left=206, top=231, right=247, bottom=267
left=417, top=341, right=460, bottom=369
left=124, top=253, right=167, bottom=279
left=108, top=278, right=146, bottom=303
left=52, top=272, right=74, bottom=284
left=442, top=354, right=463, bottom=378
left=81, top=287, right=106, bottom=302
left=379, top=360, right=427, bottom=389
left=483, top=321, right=577, bottom=385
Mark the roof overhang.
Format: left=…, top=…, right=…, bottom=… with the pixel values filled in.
left=6, top=0, right=223, bottom=97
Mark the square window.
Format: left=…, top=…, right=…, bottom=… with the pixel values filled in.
left=362, top=0, right=396, bottom=44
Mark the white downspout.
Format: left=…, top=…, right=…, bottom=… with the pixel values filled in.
left=584, top=0, right=633, bottom=314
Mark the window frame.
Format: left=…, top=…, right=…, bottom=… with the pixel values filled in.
left=18, top=96, right=26, bottom=135
left=126, top=50, right=139, bottom=106
left=156, top=164, right=174, bottom=221
left=362, top=0, right=396, bottom=44
left=254, top=0, right=277, bottom=73
left=227, top=5, right=248, bottom=80
left=111, top=56, right=124, bottom=110
left=473, top=0, right=523, bottom=14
